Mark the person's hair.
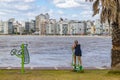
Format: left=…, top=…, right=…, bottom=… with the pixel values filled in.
left=74, top=40, right=78, bottom=44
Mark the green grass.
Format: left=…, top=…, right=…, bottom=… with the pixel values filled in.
left=0, top=69, right=120, bottom=80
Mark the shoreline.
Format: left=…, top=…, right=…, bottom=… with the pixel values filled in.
left=0, top=67, right=111, bottom=70
left=0, top=35, right=111, bottom=38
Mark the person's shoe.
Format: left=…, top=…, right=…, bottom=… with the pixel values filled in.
left=73, top=65, right=76, bottom=71
left=79, top=66, right=83, bottom=70
left=74, top=66, right=76, bottom=69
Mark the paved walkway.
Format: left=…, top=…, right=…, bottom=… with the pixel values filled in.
left=0, top=67, right=111, bottom=70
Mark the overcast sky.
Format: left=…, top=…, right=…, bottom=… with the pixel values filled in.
left=0, top=0, right=100, bottom=21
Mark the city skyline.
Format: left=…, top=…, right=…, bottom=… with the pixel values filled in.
left=0, top=0, right=100, bottom=21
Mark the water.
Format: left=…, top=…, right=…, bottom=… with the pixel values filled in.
left=0, top=35, right=112, bottom=68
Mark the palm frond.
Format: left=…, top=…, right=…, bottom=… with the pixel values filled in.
left=86, top=0, right=118, bottom=24
left=93, top=0, right=100, bottom=16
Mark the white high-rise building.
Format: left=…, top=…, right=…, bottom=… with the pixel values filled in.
left=35, top=13, right=49, bottom=35
left=0, top=20, right=13, bottom=34
left=94, top=19, right=103, bottom=35
left=46, top=19, right=56, bottom=35
left=69, top=20, right=86, bottom=35
left=56, top=19, right=69, bottom=35
left=0, top=20, right=4, bottom=34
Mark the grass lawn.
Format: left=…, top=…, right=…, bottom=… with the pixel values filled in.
left=0, top=69, right=120, bottom=80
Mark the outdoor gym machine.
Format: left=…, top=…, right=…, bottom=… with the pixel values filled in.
left=72, top=49, right=83, bottom=72
left=10, top=43, right=30, bottom=74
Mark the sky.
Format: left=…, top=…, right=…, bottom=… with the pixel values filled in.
left=0, top=0, right=100, bottom=21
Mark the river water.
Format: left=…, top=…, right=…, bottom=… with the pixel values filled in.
left=0, top=35, right=112, bottom=68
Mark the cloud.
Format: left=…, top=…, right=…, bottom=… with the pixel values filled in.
left=0, top=0, right=34, bottom=11
left=57, top=10, right=64, bottom=14
left=0, top=0, right=17, bottom=2
left=24, top=0, right=35, bottom=3
left=14, top=4, right=31, bottom=10
left=0, top=0, right=36, bottom=20
left=0, top=0, right=98, bottom=21
left=53, top=0, right=93, bottom=11
left=27, top=12, right=36, bottom=17
left=80, top=11, right=93, bottom=15
left=0, top=12, right=6, bottom=15
left=75, top=0, right=89, bottom=3
left=79, top=11, right=99, bottom=20
left=24, top=12, right=37, bottom=20
left=53, top=0, right=80, bottom=8
left=0, top=0, right=35, bottom=3
left=53, top=0, right=65, bottom=4
left=48, top=9, right=54, bottom=16
left=0, top=9, right=18, bottom=14
left=71, top=14, right=78, bottom=18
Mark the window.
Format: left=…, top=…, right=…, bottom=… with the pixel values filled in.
left=106, top=29, right=108, bottom=32
left=79, top=28, right=81, bottom=31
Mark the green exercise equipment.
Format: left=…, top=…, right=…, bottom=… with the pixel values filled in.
left=10, top=43, right=30, bottom=74
left=72, top=49, right=84, bottom=72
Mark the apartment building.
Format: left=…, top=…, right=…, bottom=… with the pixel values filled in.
left=35, top=13, right=49, bottom=35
